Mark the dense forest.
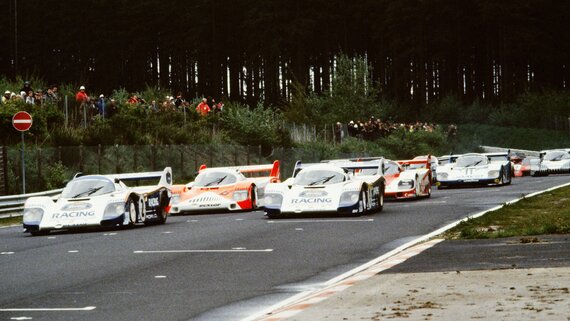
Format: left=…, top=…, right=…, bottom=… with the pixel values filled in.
left=1, top=0, right=569, bottom=107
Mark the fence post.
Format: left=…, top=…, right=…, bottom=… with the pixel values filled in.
left=246, top=145, right=250, bottom=165
left=97, top=144, right=101, bottom=173
left=234, top=146, right=238, bottom=165
left=37, top=148, right=43, bottom=189
left=180, top=146, right=184, bottom=179
left=64, top=95, right=69, bottom=128
left=258, top=145, right=262, bottom=164
left=115, top=145, right=120, bottom=173
left=58, top=146, right=62, bottom=163
left=79, top=145, right=84, bottom=173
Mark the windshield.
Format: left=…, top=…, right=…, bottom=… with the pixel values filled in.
left=294, top=169, right=345, bottom=186
left=384, top=162, right=401, bottom=176
left=544, top=151, right=570, bottom=161
left=456, top=155, right=488, bottom=167
left=194, top=171, right=238, bottom=187
left=62, top=177, right=115, bottom=198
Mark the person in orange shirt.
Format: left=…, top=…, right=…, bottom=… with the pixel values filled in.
left=196, top=98, right=210, bottom=116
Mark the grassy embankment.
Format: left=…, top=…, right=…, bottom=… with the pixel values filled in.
left=444, top=184, right=570, bottom=239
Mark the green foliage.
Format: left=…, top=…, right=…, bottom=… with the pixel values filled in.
left=457, top=124, right=570, bottom=151
left=378, top=127, right=447, bottom=159
left=444, top=187, right=570, bottom=239
left=221, top=102, right=290, bottom=149
left=285, top=54, right=386, bottom=125
left=44, top=161, right=70, bottom=190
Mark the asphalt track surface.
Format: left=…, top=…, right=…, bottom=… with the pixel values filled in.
left=0, top=175, right=569, bottom=321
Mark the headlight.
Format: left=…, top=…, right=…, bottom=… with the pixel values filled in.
left=340, top=191, right=360, bottom=206
left=170, top=194, right=181, bottom=205
left=488, top=170, right=500, bottom=177
left=232, top=190, right=249, bottom=201
left=103, top=202, right=125, bottom=219
left=23, top=208, right=44, bottom=224
left=264, top=193, right=283, bottom=207
left=437, top=172, right=448, bottom=180
left=398, top=180, right=414, bottom=189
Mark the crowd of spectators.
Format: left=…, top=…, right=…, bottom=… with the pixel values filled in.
left=340, top=117, right=438, bottom=140
left=1, top=81, right=61, bottom=106
left=1, top=81, right=225, bottom=124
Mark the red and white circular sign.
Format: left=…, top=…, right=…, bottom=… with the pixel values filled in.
left=12, top=111, right=33, bottom=132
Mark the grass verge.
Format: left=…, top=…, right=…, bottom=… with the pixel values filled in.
left=443, top=185, right=570, bottom=239
left=0, top=215, right=22, bottom=227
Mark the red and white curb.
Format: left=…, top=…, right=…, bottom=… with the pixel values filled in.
left=253, top=239, right=443, bottom=321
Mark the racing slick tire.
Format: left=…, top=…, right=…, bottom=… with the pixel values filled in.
left=376, top=184, right=384, bottom=213
left=147, top=191, right=169, bottom=225
left=503, top=166, right=512, bottom=185
left=426, top=183, right=432, bottom=198
left=250, top=185, right=258, bottom=210
left=127, top=198, right=137, bottom=226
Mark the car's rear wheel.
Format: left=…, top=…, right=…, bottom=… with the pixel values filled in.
left=377, top=185, right=384, bottom=212
left=151, top=192, right=169, bottom=225
left=127, top=198, right=138, bottom=226
left=250, top=185, right=257, bottom=209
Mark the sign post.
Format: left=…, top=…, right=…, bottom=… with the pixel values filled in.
left=12, top=111, right=33, bottom=194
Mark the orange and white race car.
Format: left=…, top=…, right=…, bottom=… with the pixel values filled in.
left=384, top=156, right=432, bottom=199
left=168, top=161, right=280, bottom=214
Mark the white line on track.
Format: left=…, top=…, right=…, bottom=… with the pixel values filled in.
left=1, top=252, right=15, bottom=255
left=267, top=219, right=374, bottom=223
left=11, top=317, right=33, bottom=320
left=134, top=249, right=273, bottom=254
left=67, top=250, right=79, bottom=253
left=0, top=306, right=96, bottom=312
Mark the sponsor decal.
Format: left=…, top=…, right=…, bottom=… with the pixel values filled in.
left=61, top=203, right=92, bottom=211
left=52, top=211, right=96, bottom=219
left=147, top=197, right=160, bottom=207
left=199, top=204, right=221, bottom=208
left=299, top=190, right=328, bottom=198
left=291, top=198, right=333, bottom=204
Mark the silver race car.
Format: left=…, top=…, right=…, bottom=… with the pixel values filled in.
left=264, top=160, right=385, bottom=218
left=23, top=168, right=172, bottom=235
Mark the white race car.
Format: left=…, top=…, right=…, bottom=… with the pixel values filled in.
left=23, top=168, right=173, bottom=236
left=533, top=149, right=570, bottom=176
left=436, top=153, right=512, bottom=188
left=264, top=160, right=385, bottom=218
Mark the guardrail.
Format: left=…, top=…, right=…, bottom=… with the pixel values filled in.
left=0, top=189, right=62, bottom=219
left=480, top=145, right=539, bottom=157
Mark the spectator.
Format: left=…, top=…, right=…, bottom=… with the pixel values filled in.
left=19, top=81, right=33, bottom=95
left=45, top=86, right=59, bottom=104
left=2, top=90, right=10, bottom=104
left=213, top=100, right=224, bottom=113
left=34, top=90, right=45, bottom=106
left=334, top=122, right=343, bottom=144
left=196, top=97, right=210, bottom=116
left=174, top=92, right=185, bottom=108
left=107, top=99, right=118, bottom=118
left=95, top=94, right=107, bottom=117
left=75, top=85, right=90, bottom=125
left=25, top=90, right=35, bottom=104
left=149, top=100, right=160, bottom=113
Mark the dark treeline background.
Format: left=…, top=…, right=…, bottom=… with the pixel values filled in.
left=1, top=0, right=568, bottom=107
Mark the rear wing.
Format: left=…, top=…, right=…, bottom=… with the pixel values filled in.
left=106, top=167, right=172, bottom=188
left=199, top=160, right=280, bottom=181
left=397, top=155, right=432, bottom=170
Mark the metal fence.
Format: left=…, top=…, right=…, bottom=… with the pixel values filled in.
left=1, top=144, right=371, bottom=196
